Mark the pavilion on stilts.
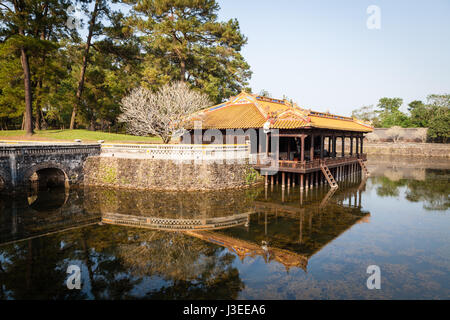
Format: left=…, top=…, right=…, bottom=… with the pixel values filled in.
left=183, top=92, right=373, bottom=190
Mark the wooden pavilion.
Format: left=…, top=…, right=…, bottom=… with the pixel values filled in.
left=184, top=92, right=373, bottom=189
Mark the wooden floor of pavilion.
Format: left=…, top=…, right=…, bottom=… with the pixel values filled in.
left=252, top=153, right=369, bottom=190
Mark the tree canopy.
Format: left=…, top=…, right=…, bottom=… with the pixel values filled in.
left=128, top=0, right=251, bottom=104
left=0, top=0, right=251, bottom=132
left=352, top=95, right=450, bottom=143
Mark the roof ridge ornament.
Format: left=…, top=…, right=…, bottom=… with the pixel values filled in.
left=353, top=118, right=374, bottom=129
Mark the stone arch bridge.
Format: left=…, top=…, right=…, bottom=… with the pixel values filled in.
left=0, top=144, right=101, bottom=189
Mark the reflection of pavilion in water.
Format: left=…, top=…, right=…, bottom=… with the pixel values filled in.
left=187, top=177, right=370, bottom=272
left=92, top=177, right=369, bottom=272
left=0, top=178, right=370, bottom=273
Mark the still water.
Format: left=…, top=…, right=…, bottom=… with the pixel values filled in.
left=0, top=157, right=449, bottom=299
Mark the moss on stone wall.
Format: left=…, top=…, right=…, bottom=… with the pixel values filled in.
left=83, top=157, right=262, bottom=191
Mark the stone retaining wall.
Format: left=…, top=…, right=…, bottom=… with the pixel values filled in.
left=364, top=142, right=450, bottom=158
left=334, top=141, right=450, bottom=158
left=83, top=156, right=261, bottom=191
left=366, top=128, right=428, bottom=142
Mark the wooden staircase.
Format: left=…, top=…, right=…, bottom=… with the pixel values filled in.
left=357, top=159, right=370, bottom=176
left=320, top=163, right=338, bottom=189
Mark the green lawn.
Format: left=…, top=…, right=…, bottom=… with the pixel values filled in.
left=0, top=129, right=163, bottom=143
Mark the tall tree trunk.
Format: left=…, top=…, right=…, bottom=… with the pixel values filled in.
left=14, top=0, right=34, bottom=136
left=35, top=29, right=47, bottom=131
left=20, top=46, right=34, bottom=136
left=180, top=59, right=186, bottom=82
left=35, top=80, right=42, bottom=131
left=70, top=0, right=100, bottom=129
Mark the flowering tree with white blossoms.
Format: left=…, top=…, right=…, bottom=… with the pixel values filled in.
left=119, top=82, right=211, bottom=143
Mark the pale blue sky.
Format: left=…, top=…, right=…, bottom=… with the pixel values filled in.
left=84, top=1, right=450, bottom=115
left=217, top=0, right=450, bottom=115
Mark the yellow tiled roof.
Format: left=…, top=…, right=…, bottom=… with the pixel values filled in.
left=192, top=103, right=266, bottom=129
left=308, top=115, right=372, bottom=132
left=185, top=92, right=373, bottom=132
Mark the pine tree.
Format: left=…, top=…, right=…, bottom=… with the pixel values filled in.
left=128, top=0, right=252, bottom=103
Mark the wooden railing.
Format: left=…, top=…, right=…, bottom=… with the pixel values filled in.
left=253, top=154, right=367, bottom=171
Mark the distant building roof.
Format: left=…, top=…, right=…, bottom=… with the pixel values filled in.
left=185, top=92, right=373, bottom=132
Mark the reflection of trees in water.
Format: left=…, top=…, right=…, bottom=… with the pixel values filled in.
left=372, top=169, right=449, bottom=211
left=0, top=237, right=87, bottom=299
left=405, top=170, right=449, bottom=211
left=0, top=224, right=244, bottom=300
left=373, top=176, right=405, bottom=197
left=116, top=230, right=244, bottom=299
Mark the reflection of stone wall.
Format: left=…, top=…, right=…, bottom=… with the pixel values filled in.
left=83, top=157, right=260, bottom=191
left=367, top=155, right=449, bottom=179
left=83, top=186, right=260, bottom=218
left=367, top=155, right=450, bottom=169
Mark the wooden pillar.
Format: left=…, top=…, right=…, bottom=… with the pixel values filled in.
left=350, top=136, right=353, bottom=156
left=300, top=174, right=304, bottom=190
left=287, top=138, right=291, bottom=161
left=356, top=137, right=359, bottom=156
left=328, top=136, right=332, bottom=154
left=300, top=135, right=305, bottom=162
left=265, top=173, right=268, bottom=186
left=287, top=172, right=291, bottom=188
left=320, top=134, right=324, bottom=159
left=333, top=135, right=337, bottom=158
left=360, top=136, right=364, bottom=154
left=310, top=134, right=314, bottom=162
left=305, top=173, right=309, bottom=190
left=258, top=134, right=262, bottom=154
left=271, top=174, right=274, bottom=185
left=282, top=172, right=285, bottom=189
left=342, top=136, right=345, bottom=157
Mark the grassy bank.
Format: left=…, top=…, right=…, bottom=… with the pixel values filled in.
left=0, top=129, right=163, bottom=143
